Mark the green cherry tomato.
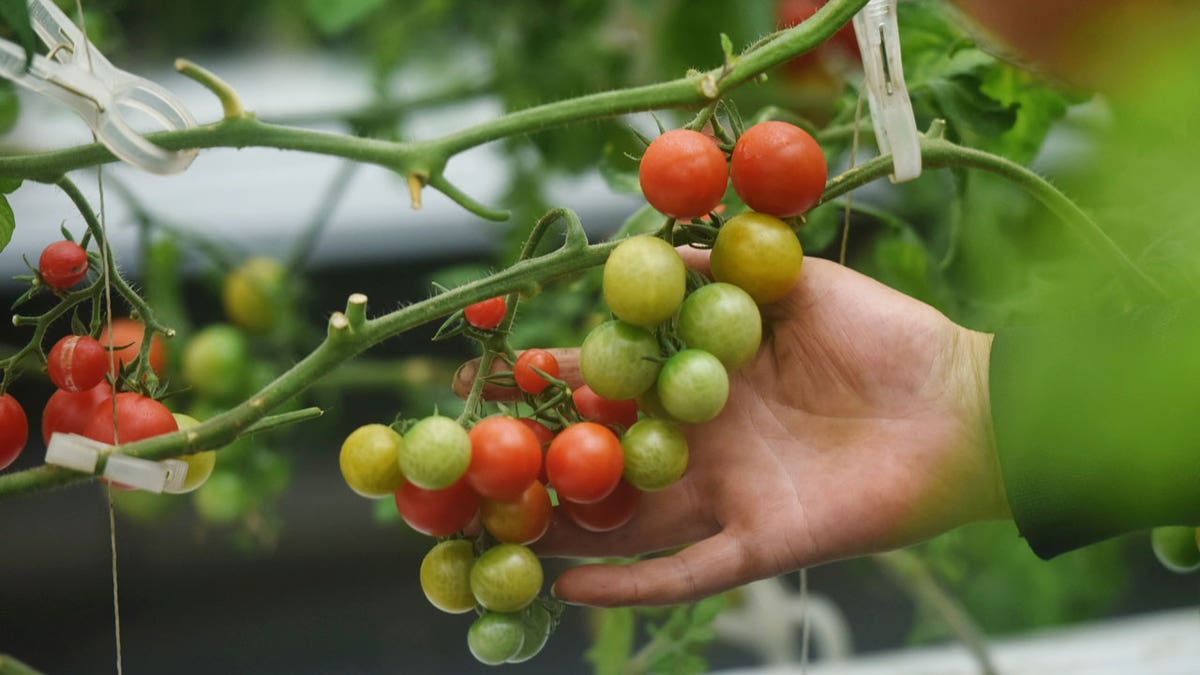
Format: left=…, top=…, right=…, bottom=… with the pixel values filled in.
left=420, top=539, right=477, bottom=614
left=223, top=257, right=285, bottom=333
left=1151, top=526, right=1200, bottom=573
left=603, top=236, right=686, bottom=328
left=470, top=543, right=543, bottom=613
left=635, top=386, right=678, bottom=423
left=579, top=320, right=662, bottom=400
left=657, top=350, right=729, bottom=424
left=508, top=603, right=553, bottom=664
left=677, top=282, right=762, bottom=370
left=621, top=418, right=689, bottom=491
left=339, top=423, right=406, bottom=498
left=710, top=212, right=803, bottom=305
left=165, top=413, right=217, bottom=494
left=399, top=415, right=471, bottom=490
left=193, top=470, right=253, bottom=524
left=182, top=324, right=250, bottom=401
left=468, top=611, right=526, bottom=666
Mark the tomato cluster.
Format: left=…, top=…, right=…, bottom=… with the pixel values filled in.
left=338, top=412, right=556, bottom=664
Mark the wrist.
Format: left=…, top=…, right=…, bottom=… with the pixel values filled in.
left=961, top=328, right=1010, bottom=521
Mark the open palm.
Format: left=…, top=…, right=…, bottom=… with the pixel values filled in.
left=457, top=254, right=1004, bottom=607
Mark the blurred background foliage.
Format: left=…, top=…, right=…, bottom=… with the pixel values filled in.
left=2, top=0, right=1197, bottom=671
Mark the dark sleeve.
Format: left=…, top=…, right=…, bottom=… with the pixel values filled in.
left=989, top=302, right=1200, bottom=559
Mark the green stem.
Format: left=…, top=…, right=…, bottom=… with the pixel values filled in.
left=874, top=551, right=999, bottom=675
left=0, top=0, right=869, bottom=216
left=0, top=654, right=43, bottom=675
left=820, top=137, right=1163, bottom=299
left=0, top=215, right=617, bottom=500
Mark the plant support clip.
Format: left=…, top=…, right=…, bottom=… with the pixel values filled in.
left=853, top=0, right=921, bottom=183
left=46, top=432, right=188, bottom=493
left=0, top=0, right=198, bottom=174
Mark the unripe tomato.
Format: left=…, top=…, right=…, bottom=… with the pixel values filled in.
left=677, top=282, right=762, bottom=370
left=0, top=393, right=29, bottom=471
left=223, top=257, right=284, bottom=333
left=38, top=240, right=89, bottom=291
left=572, top=385, right=638, bottom=431
left=47, top=334, right=108, bottom=392
left=731, top=121, right=827, bottom=218
left=467, top=416, right=543, bottom=500
left=638, top=129, right=728, bottom=219
left=399, top=415, right=471, bottom=490
left=1151, top=526, right=1200, bottom=573
left=657, top=350, right=730, bottom=424
left=546, top=422, right=623, bottom=504
left=182, top=324, right=250, bottom=401
left=42, top=383, right=111, bottom=445
left=464, top=296, right=507, bottom=330
left=508, top=603, right=553, bottom=663
left=560, top=480, right=642, bottom=533
left=395, top=476, right=480, bottom=537
left=513, top=349, right=559, bottom=395
left=469, top=543, right=543, bottom=613
left=468, top=611, right=526, bottom=666
left=602, top=236, right=687, bottom=328
left=164, top=413, right=216, bottom=494
left=339, top=423, right=406, bottom=499
left=193, top=470, right=252, bottom=523
left=710, top=212, right=804, bottom=305
left=579, top=320, right=661, bottom=401
left=480, top=481, right=552, bottom=545
left=420, top=540, right=477, bottom=614
left=621, top=418, right=689, bottom=491
left=635, top=386, right=678, bottom=423
left=99, top=318, right=167, bottom=378
left=82, top=391, right=178, bottom=445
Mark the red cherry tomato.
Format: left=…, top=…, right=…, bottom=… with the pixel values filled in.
left=42, top=383, right=111, bottom=445
left=0, top=393, right=29, bottom=471
left=731, top=121, right=827, bottom=218
left=81, top=392, right=178, bottom=445
left=546, top=422, right=623, bottom=504
left=560, top=480, right=642, bottom=532
left=466, top=416, right=543, bottom=500
left=395, top=476, right=481, bottom=537
left=572, top=385, right=638, bottom=431
left=464, top=297, right=507, bottom=330
left=99, top=318, right=167, bottom=378
left=47, top=334, right=109, bottom=392
left=480, top=480, right=553, bottom=545
left=638, top=129, right=728, bottom=220
left=513, top=349, right=560, bottom=395
left=38, top=240, right=89, bottom=291
left=517, top=418, right=555, bottom=484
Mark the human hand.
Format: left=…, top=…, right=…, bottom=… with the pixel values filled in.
left=454, top=249, right=1005, bottom=607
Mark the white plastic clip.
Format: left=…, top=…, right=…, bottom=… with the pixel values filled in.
left=853, top=0, right=922, bottom=183
left=0, top=0, right=198, bottom=174
left=45, top=432, right=105, bottom=473
left=45, top=432, right=189, bottom=493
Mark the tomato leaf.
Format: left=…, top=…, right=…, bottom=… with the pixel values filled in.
left=0, top=0, right=36, bottom=70
left=615, top=205, right=667, bottom=239
left=598, top=132, right=643, bottom=194
left=0, top=193, right=14, bottom=256
left=585, top=607, right=634, bottom=675
left=304, top=0, right=387, bottom=36
left=0, top=81, right=19, bottom=136
left=0, top=177, right=19, bottom=195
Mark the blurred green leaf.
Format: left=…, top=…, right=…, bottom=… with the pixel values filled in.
left=599, top=133, right=643, bottom=194
left=0, top=193, right=13, bottom=256
left=0, top=0, right=35, bottom=70
left=305, top=0, right=387, bottom=36
left=587, top=607, right=635, bottom=675
left=0, top=81, right=18, bottom=135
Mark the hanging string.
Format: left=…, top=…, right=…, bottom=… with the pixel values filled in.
left=839, top=88, right=866, bottom=266
left=72, top=1, right=123, bottom=673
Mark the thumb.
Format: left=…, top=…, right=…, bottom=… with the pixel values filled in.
left=551, top=531, right=760, bottom=607
left=452, top=348, right=582, bottom=401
